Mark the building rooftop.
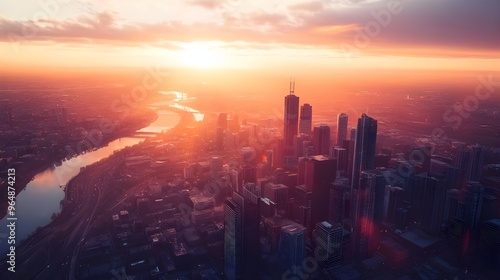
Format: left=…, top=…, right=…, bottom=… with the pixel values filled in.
left=311, top=155, right=329, bottom=161
left=397, top=229, right=441, bottom=249
left=282, top=223, right=306, bottom=234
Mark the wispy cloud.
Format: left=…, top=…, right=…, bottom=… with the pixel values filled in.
left=185, top=0, right=230, bottom=9
left=1, top=0, right=499, bottom=58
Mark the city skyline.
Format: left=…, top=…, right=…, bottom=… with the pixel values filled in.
left=1, top=1, right=500, bottom=279
left=1, top=80, right=500, bottom=279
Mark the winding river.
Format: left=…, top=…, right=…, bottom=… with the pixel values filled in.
left=0, top=91, right=202, bottom=254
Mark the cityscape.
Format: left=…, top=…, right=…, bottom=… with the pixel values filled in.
left=1, top=0, right=500, bottom=280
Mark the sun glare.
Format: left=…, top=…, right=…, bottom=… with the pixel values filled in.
left=179, top=42, right=225, bottom=68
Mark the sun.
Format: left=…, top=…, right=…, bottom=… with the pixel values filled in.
left=179, top=42, right=225, bottom=68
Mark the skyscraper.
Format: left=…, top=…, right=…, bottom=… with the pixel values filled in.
left=350, top=128, right=357, bottom=141
left=293, top=134, right=309, bottom=157
left=329, top=179, right=350, bottom=223
left=284, top=82, right=300, bottom=156
left=337, top=113, right=348, bottom=146
left=383, top=185, right=404, bottom=224
left=293, top=184, right=312, bottom=230
left=351, top=171, right=377, bottom=259
left=467, top=144, right=484, bottom=183
left=263, top=183, right=289, bottom=212
left=218, top=112, right=228, bottom=129
left=478, top=219, right=500, bottom=270
left=332, top=147, right=348, bottom=177
left=278, top=224, right=306, bottom=269
left=464, top=182, right=484, bottom=231
left=313, top=124, right=331, bottom=156
left=351, top=114, right=377, bottom=189
left=299, top=103, right=312, bottom=136
left=305, top=155, right=336, bottom=235
left=313, top=221, right=343, bottom=268
left=343, top=139, right=356, bottom=182
left=224, top=192, right=260, bottom=280
left=420, top=174, right=447, bottom=236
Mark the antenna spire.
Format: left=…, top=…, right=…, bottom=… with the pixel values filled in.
left=289, top=78, right=295, bottom=95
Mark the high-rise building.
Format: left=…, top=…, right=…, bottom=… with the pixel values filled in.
left=332, top=147, right=348, bottom=177
left=305, top=155, right=336, bottom=235
left=229, top=114, right=240, bottom=132
left=454, top=142, right=469, bottom=187
left=351, top=114, right=377, bottom=189
left=343, top=139, right=356, bottom=182
left=410, top=144, right=432, bottom=173
left=303, top=141, right=314, bottom=157
left=243, top=182, right=260, bottom=204
left=293, top=133, right=309, bottom=158
left=383, top=185, right=404, bottom=224
left=230, top=169, right=239, bottom=194
left=467, top=144, right=484, bottom=183
left=284, top=83, right=300, bottom=156
left=263, top=183, right=289, bottom=211
left=263, top=217, right=292, bottom=254
left=337, top=113, right=348, bottom=146
left=464, top=182, right=484, bottom=231
left=260, top=197, right=276, bottom=218
left=443, top=188, right=466, bottom=241
left=278, top=224, right=306, bottom=269
left=420, top=174, right=447, bottom=236
left=383, top=186, right=404, bottom=224
left=216, top=127, right=224, bottom=150
left=264, top=149, right=273, bottom=176
left=224, top=192, right=260, bottom=280
left=273, top=138, right=284, bottom=169
left=293, top=185, right=312, bottom=229
left=299, top=103, right=312, bottom=136
left=313, top=125, right=331, bottom=156
left=218, top=112, right=228, bottom=129
left=313, top=221, right=343, bottom=268
left=350, top=128, right=357, bottom=141
left=351, top=171, right=377, bottom=259
left=211, top=156, right=223, bottom=175
left=241, top=165, right=257, bottom=185
left=478, top=219, right=500, bottom=270
left=329, top=179, right=350, bottom=223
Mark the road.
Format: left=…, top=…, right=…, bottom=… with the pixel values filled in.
left=0, top=155, right=124, bottom=280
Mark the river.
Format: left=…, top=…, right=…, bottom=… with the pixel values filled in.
left=0, top=91, right=202, bottom=254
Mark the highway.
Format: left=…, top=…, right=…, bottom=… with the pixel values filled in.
left=0, top=155, right=124, bottom=280
left=0, top=116, right=197, bottom=279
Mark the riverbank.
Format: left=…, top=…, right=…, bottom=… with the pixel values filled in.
left=0, top=101, right=200, bottom=279
left=0, top=107, right=158, bottom=218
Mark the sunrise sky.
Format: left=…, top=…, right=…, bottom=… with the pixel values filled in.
left=1, top=0, right=499, bottom=74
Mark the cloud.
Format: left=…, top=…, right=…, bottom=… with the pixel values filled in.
left=288, top=1, right=325, bottom=13
left=0, top=0, right=499, bottom=58
left=185, top=0, right=229, bottom=9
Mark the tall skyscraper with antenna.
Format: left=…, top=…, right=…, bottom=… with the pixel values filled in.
left=284, top=80, right=300, bottom=156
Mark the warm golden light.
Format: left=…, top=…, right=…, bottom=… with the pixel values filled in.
left=179, top=42, right=225, bottom=69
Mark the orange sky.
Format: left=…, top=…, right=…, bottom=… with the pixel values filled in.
left=1, top=0, right=499, bottom=75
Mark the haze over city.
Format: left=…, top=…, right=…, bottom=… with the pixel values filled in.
left=0, top=0, right=499, bottom=280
